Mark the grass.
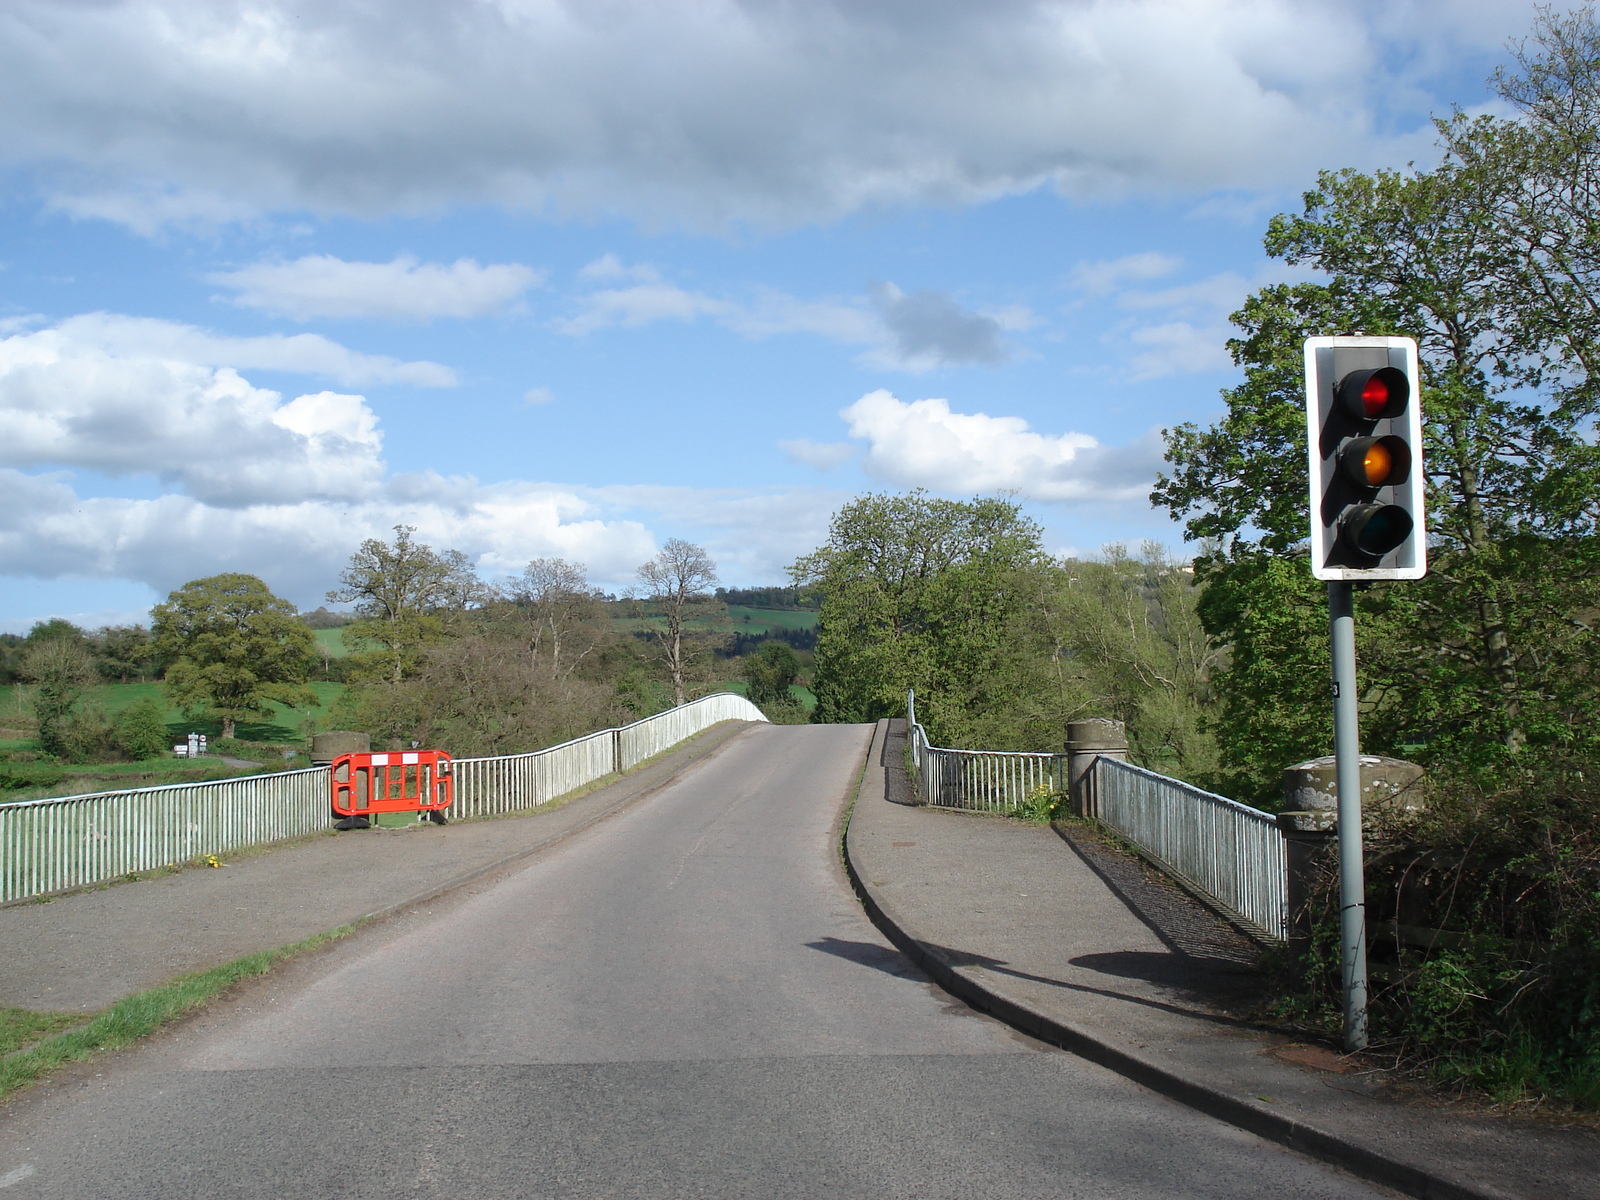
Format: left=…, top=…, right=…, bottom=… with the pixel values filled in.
left=313, top=627, right=349, bottom=658
left=725, top=605, right=818, bottom=633
left=0, top=680, right=347, bottom=744
left=0, top=1008, right=80, bottom=1057
left=0, top=923, right=359, bottom=1100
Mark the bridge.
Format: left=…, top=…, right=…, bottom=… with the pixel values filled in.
left=0, top=711, right=1591, bottom=1198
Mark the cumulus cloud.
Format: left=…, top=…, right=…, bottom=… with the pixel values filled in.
left=0, top=1, right=1508, bottom=232
left=0, top=314, right=846, bottom=603
left=840, top=389, right=1162, bottom=503
left=0, top=320, right=394, bottom=504
left=208, top=254, right=542, bottom=321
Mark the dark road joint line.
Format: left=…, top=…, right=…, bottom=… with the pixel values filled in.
left=842, top=721, right=1514, bottom=1200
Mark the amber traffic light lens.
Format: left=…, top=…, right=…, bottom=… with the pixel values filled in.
left=1337, top=435, right=1410, bottom=489
left=1361, top=440, right=1391, bottom=483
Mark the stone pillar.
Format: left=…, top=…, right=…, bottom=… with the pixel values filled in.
left=1065, top=718, right=1128, bottom=818
left=310, top=730, right=370, bottom=765
left=1277, top=755, right=1426, bottom=954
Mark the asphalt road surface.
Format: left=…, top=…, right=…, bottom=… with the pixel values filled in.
left=0, top=723, right=1390, bottom=1199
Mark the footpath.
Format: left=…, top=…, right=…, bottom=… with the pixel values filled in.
left=0, top=721, right=753, bottom=1014
left=847, top=719, right=1600, bottom=1200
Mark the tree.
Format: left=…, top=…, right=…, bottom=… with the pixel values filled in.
left=1154, top=17, right=1600, bottom=790
left=20, top=636, right=98, bottom=757
left=635, top=539, right=719, bottom=707
left=507, top=558, right=605, bottom=678
left=94, top=625, right=155, bottom=682
left=152, top=574, right=318, bottom=739
left=328, top=525, right=483, bottom=684
left=744, top=641, right=801, bottom=707
left=113, top=697, right=171, bottom=760
left=792, top=491, right=1046, bottom=743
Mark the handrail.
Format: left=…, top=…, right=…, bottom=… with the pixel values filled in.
left=0, top=691, right=768, bottom=904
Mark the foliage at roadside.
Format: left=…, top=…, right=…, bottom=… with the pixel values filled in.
left=1278, top=757, right=1600, bottom=1109
left=1152, top=9, right=1600, bottom=1108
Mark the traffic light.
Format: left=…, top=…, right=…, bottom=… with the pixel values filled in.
left=1304, top=336, right=1426, bottom=581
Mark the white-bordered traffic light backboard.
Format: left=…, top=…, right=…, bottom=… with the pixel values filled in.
left=1304, top=336, right=1426, bottom=581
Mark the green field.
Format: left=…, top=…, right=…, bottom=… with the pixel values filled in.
left=313, top=627, right=349, bottom=658
left=725, top=605, right=818, bottom=633
left=0, top=680, right=346, bottom=744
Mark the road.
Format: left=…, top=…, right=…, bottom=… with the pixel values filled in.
left=0, top=723, right=1389, bottom=1198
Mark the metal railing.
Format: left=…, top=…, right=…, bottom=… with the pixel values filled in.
left=905, top=688, right=1287, bottom=942
left=0, top=692, right=768, bottom=905
left=1090, top=758, right=1288, bottom=942
left=0, top=768, right=330, bottom=906
left=906, top=690, right=1063, bottom=813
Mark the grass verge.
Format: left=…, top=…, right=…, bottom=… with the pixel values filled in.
left=0, top=922, right=359, bottom=1101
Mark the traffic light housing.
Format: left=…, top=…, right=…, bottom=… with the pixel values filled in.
left=1304, top=336, right=1426, bottom=581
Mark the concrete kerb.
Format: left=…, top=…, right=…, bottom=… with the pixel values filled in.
left=841, top=719, right=1513, bottom=1200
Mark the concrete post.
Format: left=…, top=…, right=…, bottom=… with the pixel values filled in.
left=1277, top=754, right=1426, bottom=958
left=1064, top=718, right=1128, bottom=818
left=310, top=730, right=370, bottom=765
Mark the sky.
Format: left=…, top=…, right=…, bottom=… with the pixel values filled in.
left=0, top=0, right=1555, bottom=630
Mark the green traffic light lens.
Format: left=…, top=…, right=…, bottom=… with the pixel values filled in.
left=1344, top=503, right=1413, bottom=558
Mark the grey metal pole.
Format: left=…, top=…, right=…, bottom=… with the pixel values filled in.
left=1328, top=580, right=1369, bottom=1052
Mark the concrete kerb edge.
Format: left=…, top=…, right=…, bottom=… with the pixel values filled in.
left=841, top=733, right=1512, bottom=1200
left=352, top=720, right=758, bottom=928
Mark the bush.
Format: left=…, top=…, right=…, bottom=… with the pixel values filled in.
left=114, top=698, right=171, bottom=761
left=1279, top=753, right=1600, bottom=1108
left=56, top=707, right=116, bottom=763
left=0, top=763, right=66, bottom=791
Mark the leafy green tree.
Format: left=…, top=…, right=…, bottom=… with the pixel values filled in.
left=152, top=574, right=318, bottom=739
left=113, top=697, right=171, bottom=761
left=20, top=636, right=98, bottom=757
left=635, top=539, right=720, bottom=707
left=93, top=625, right=155, bottom=683
left=328, top=525, right=483, bottom=684
left=744, top=641, right=801, bottom=707
left=793, top=491, right=1046, bottom=744
left=1154, top=10, right=1600, bottom=791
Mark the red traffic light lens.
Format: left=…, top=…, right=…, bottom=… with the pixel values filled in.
left=1342, top=503, right=1413, bottom=559
left=1338, top=435, right=1411, bottom=488
left=1336, top=366, right=1409, bottom=421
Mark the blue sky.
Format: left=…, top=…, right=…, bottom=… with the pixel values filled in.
left=0, top=0, right=1548, bottom=630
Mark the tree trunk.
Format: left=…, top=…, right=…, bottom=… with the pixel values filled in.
left=222, top=717, right=236, bottom=739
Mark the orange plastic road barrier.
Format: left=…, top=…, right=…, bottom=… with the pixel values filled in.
left=331, top=750, right=453, bottom=818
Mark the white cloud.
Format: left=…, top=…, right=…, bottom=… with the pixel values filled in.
left=0, top=0, right=1512, bottom=231
left=561, top=260, right=1022, bottom=369
left=209, top=254, right=542, bottom=320
left=0, top=315, right=845, bottom=603
left=523, top=386, right=555, bottom=406
left=1127, top=322, right=1234, bottom=379
left=1069, top=252, right=1184, bottom=295
left=50, top=312, right=457, bottom=387
left=779, top=438, right=856, bottom=471
left=0, top=320, right=387, bottom=505
left=840, top=388, right=1162, bottom=503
